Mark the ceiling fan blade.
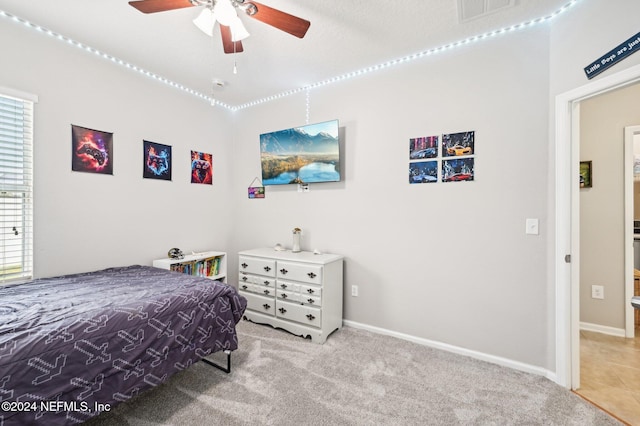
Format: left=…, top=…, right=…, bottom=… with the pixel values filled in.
left=129, top=0, right=196, bottom=14
left=248, top=1, right=310, bottom=39
left=220, top=25, right=244, bottom=54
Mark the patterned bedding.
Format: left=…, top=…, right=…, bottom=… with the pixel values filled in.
left=0, top=265, right=247, bottom=425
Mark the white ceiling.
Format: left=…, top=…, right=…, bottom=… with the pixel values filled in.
left=0, top=0, right=573, bottom=108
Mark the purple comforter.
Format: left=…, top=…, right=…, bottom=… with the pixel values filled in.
left=0, top=265, right=247, bottom=425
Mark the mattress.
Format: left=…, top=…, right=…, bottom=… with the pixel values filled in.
left=0, top=265, right=247, bottom=425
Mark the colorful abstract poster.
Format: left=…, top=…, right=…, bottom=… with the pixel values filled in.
left=71, top=125, right=113, bottom=174
left=143, top=140, right=172, bottom=181
left=248, top=186, right=265, bottom=198
left=191, top=150, right=213, bottom=185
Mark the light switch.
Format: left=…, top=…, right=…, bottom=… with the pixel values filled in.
left=526, top=218, right=539, bottom=235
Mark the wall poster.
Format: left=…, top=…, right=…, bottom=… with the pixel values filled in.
left=71, top=125, right=113, bottom=175
left=191, top=150, right=213, bottom=185
left=143, top=140, right=172, bottom=181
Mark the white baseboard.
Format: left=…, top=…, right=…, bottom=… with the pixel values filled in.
left=579, top=321, right=626, bottom=337
left=343, top=320, right=556, bottom=381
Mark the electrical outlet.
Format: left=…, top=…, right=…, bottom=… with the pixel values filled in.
left=351, top=285, right=358, bottom=297
left=591, top=285, right=604, bottom=299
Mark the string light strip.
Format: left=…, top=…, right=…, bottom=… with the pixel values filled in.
left=0, top=9, right=232, bottom=110
left=0, top=0, right=580, bottom=112
left=232, top=0, right=580, bottom=111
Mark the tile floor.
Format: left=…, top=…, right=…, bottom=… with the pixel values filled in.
left=577, top=329, right=640, bottom=425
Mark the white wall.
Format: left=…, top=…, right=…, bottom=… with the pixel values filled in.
left=3, top=0, right=640, bottom=376
left=0, top=20, right=235, bottom=276
left=230, top=28, right=551, bottom=368
left=549, top=0, right=640, bottom=96
left=546, top=0, right=640, bottom=369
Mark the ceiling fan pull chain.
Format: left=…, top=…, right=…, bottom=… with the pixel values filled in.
left=210, top=34, right=216, bottom=106
left=233, top=39, right=238, bottom=74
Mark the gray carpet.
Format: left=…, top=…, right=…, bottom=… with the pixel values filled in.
left=85, top=320, right=620, bottom=425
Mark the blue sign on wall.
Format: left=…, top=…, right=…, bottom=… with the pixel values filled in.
left=584, top=32, right=640, bottom=79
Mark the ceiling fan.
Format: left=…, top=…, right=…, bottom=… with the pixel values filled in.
left=128, top=0, right=311, bottom=54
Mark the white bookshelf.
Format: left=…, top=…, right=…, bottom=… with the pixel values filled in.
left=152, top=251, right=226, bottom=282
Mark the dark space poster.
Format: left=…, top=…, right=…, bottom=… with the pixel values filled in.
left=191, top=150, right=213, bottom=185
left=143, top=140, right=172, bottom=181
left=71, top=125, right=113, bottom=174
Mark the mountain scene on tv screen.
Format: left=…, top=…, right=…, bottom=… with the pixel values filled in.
left=260, top=121, right=340, bottom=185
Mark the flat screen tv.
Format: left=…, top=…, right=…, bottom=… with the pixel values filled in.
left=260, top=119, right=340, bottom=185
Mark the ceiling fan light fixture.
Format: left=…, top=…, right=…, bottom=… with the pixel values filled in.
left=229, top=16, right=250, bottom=41
left=214, top=0, right=238, bottom=26
left=193, top=8, right=215, bottom=36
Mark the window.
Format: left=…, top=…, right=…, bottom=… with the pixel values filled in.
left=0, top=89, right=36, bottom=284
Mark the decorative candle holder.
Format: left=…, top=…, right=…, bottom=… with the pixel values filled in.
left=292, top=227, right=301, bottom=253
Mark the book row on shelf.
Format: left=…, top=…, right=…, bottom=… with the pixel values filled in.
left=169, top=256, right=222, bottom=277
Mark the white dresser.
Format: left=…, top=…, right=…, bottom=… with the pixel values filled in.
left=238, top=248, right=344, bottom=344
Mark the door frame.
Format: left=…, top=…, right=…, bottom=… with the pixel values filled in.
left=555, top=63, right=640, bottom=389
left=625, top=126, right=640, bottom=338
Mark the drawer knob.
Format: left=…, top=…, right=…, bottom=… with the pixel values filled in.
left=307, top=298, right=314, bottom=304
left=241, top=263, right=248, bottom=269
left=281, top=293, right=288, bottom=299
left=242, top=276, right=248, bottom=281
left=241, top=285, right=248, bottom=290
left=264, top=266, right=271, bottom=272
left=280, top=283, right=287, bottom=289
left=306, top=314, right=315, bottom=321
left=278, top=307, right=287, bottom=314
left=307, top=272, right=316, bottom=279
left=263, top=304, right=271, bottom=310
left=307, top=288, right=314, bottom=294
left=280, top=268, right=288, bottom=275
left=264, top=289, right=270, bottom=295
left=264, top=281, right=270, bottom=285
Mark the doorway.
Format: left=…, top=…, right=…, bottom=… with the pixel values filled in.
left=555, top=63, right=640, bottom=390
left=624, top=126, right=640, bottom=336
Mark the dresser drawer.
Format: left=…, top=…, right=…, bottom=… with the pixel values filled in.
left=300, top=284, right=322, bottom=298
left=301, top=294, right=321, bottom=307
left=276, top=288, right=299, bottom=303
left=276, top=261, right=322, bottom=285
left=275, top=300, right=321, bottom=328
left=239, top=273, right=276, bottom=288
left=242, top=291, right=276, bottom=316
left=238, top=283, right=273, bottom=297
left=239, top=256, right=276, bottom=277
left=238, top=282, right=253, bottom=293
left=276, top=280, right=300, bottom=292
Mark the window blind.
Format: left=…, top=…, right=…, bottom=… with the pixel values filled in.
left=0, top=93, right=34, bottom=284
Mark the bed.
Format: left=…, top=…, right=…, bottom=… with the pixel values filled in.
left=0, top=264, right=247, bottom=425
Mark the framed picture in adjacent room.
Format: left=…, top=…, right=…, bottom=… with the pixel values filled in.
left=580, top=161, right=592, bottom=188
left=143, top=140, right=172, bottom=181
left=71, top=125, right=113, bottom=174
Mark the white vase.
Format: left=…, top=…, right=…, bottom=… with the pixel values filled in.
left=292, top=233, right=301, bottom=252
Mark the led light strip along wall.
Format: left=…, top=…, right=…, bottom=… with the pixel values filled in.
left=233, top=0, right=581, bottom=111
left=0, top=10, right=232, bottom=111
left=0, top=0, right=580, bottom=112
